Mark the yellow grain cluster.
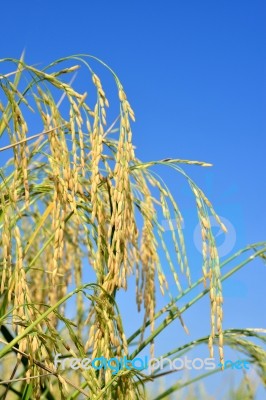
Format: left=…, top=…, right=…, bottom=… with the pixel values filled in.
left=0, top=56, right=231, bottom=398
left=192, top=184, right=224, bottom=365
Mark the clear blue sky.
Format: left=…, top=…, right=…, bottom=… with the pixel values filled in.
left=0, top=1, right=265, bottom=398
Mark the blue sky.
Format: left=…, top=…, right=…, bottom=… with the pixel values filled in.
left=0, top=0, right=265, bottom=398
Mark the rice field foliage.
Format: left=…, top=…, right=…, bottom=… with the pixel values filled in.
left=0, top=54, right=265, bottom=399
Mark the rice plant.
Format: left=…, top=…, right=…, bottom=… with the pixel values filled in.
left=0, top=54, right=265, bottom=399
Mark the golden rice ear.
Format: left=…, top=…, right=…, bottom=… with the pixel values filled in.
left=0, top=54, right=242, bottom=398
